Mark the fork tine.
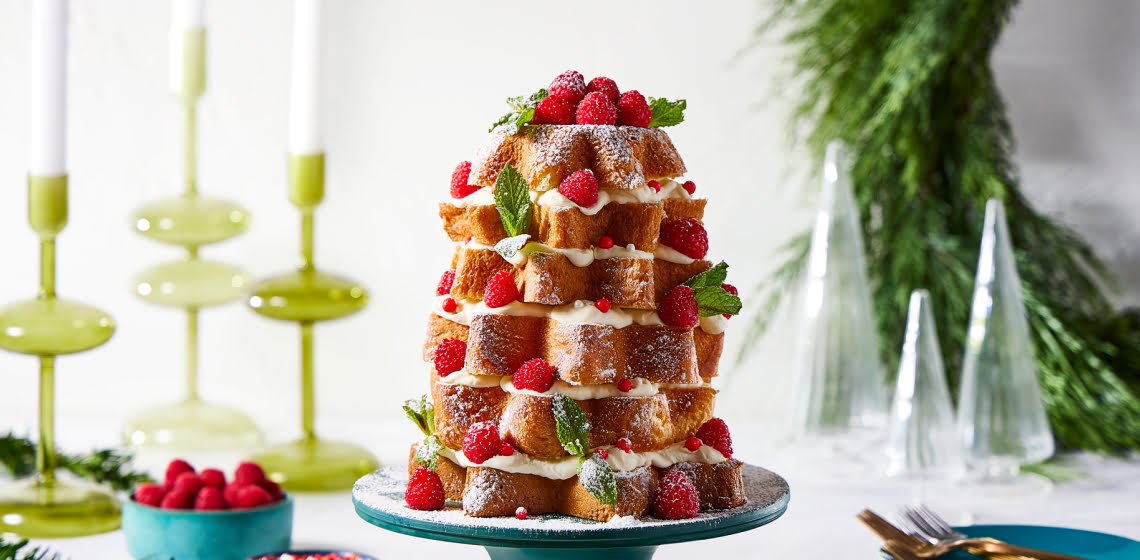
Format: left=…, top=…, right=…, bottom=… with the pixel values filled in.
left=857, top=509, right=927, bottom=549
left=898, top=506, right=940, bottom=544
left=917, top=504, right=955, bottom=536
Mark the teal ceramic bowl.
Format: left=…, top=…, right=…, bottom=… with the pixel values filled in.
left=122, top=495, right=293, bottom=560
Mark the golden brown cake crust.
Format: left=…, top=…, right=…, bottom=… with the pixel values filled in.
left=430, top=375, right=716, bottom=457
left=422, top=313, right=725, bottom=382
left=469, top=126, right=686, bottom=192
left=407, top=450, right=746, bottom=522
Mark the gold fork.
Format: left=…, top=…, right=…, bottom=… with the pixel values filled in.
left=858, top=509, right=1030, bottom=560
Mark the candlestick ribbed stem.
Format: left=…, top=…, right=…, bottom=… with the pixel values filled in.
left=301, top=211, right=314, bottom=270
left=184, top=102, right=197, bottom=196
left=300, top=320, right=315, bottom=442
left=37, top=356, right=56, bottom=483
left=39, top=240, right=56, bottom=299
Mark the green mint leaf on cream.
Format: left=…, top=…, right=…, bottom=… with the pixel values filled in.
left=491, top=88, right=548, bottom=135
left=494, top=164, right=532, bottom=238
left=552, top=394, right=591, bottom=457
left=577, top=453, right=618, bottom=506
left=692, top=286, right=742, bottom=317
left=403, top=395, right=434, bottom=437
left=683, top=261, right=729, bottom=290
left=648, top=97, right=686, bottom=128
left=415, top=435, right=445, bottom=472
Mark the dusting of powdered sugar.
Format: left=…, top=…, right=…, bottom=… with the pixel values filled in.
left=352, top=463, right=787, bottom=535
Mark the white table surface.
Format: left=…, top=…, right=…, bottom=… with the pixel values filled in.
left=8, top=420, right=1140, bottom=559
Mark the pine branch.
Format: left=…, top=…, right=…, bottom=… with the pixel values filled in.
left=749, top=0, right=1140, bottom=451
left=0, top=433, right=152, bottom=492
left=0, top=537, right=64, bottom=560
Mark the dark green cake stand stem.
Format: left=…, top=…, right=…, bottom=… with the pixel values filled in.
left=352, top=464, right=790, bottom=560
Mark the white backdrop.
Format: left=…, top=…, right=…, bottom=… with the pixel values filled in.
left=0, top=0, right=807, bottom=449
left=2, top=0, right=1138, bottom=460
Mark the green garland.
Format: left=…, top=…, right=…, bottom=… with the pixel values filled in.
left=747, top=0, right=1140, bottom=451
left=0, top=537, right=61, bottom=560
left=0, top=433, right=152, bottom=492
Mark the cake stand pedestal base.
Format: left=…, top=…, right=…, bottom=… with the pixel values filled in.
left=122, top=399, right=262, bottom=449
left=0, top=475, right=121, bottom=538
left=252, top=437, right=379, bottom=492
left=352, top=464, right=789, bottom=560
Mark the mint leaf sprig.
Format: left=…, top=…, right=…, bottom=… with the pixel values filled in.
left=552, top=395, right=618, bottom=505
left=404, top=395, right=445, bottom=472
left=648, top=97, right=686, bottom=128
left=494, top=164, right=533, bottom=238
left=683, top=261, right=743, bottom=317
left=490, top=89, right=548, bottom=136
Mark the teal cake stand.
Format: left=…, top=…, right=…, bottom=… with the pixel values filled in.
left=352, top=464, right=789, bottom=560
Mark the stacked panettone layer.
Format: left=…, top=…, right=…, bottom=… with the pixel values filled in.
left=409, top=120, right=744, bottom=521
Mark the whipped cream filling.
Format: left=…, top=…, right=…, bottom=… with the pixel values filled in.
left=446, top=178, right=695, bottom=214
left=433, top=296, right=664, bottom=329
left=699, top=314, right=729, bottom=335
left=437, top=369, right=711, bottom=398
left=654, top=245, right=697, bottom=265
left=439, top=439, right=727, bottom=480
left=463, top=239, right=653, bottom=268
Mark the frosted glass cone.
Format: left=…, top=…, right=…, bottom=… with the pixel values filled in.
left=958, top=200, right=1054, bottom=478
left=792, top=141, right=888, bottom=440
left=886, top=290, right=963, bottom=479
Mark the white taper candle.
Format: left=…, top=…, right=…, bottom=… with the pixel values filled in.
left=171, top=0, right=205, bottom=29
left=29, top=0, right=68, bottom=177
left=288, top=0, right=323, bottom=155
left=169, top=0, right=206, bottom=98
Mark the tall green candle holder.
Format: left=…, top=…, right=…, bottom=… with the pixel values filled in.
left=122, top=27, right=262, bottom=450
left=245, top=153, right=378, bottom=491
left=0, top=175, right=121, bottom=537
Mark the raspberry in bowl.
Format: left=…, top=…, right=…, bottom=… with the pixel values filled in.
left=122, top=459, right=294, bottom=560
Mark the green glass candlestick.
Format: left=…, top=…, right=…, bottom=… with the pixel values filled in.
left=0, top=175, right=121, bottom=538
left=247, top=153, right=377, bottom=491
left=122, top=28, right=262, bottom=450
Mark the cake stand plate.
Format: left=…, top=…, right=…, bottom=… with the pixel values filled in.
left=352, top=463, right=789, bottom=560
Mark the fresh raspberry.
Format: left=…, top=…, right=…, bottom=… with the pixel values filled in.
left=164, top=459, right=194, bottom=489
left=652, top=470, right=699, bottom=519
left=558, top=169, right=599, bottom=207
left=462, top=421, right=502, bottom=465
left=199, top=468, right=226, bottom=489
left=616, top=438, right=632, bottom=453
left=466, top=236, right=472, bottom=243
left=593, top=448, right=608, bottom=460
left=433, top=338, right=467, bottom=376
left=576, top=92, right=618, bottom=125
left=684, top=181, right=697, bottom=195
left=532, top=95, right=576, bottom=125
left=160, top=489, right=194, bottom=510
left=598, top=236, right=614, bottom=249
left=194, top=485, right=226, bottom=511
left=595, top=298, right=611, bottom=313
left=133, top=483, right=166, bottom=507
left=515, top=506, right=528, bottom=520
left=658, top=286, right=699, bottom=328
left=695, top=418, right=734, bottom=458
left=223, top=482, right=243, bottom=507
left=513, top=358, right=555, bottom=393
left=483, top=270, right=519, bottom=308
left=442, top=297, right=458, bottom=313
left=450, top=161, right=480, bottom=199
left=261, top=479, right=286, bottom=501
left=405, top=466, right=446, bottom=511
left=684, top=436, right=702, bottom=452
left=500, top=443, right=515, bottom=456
left=617, top=378, right=633, bottom=392
left=234, top=461, right=266, bottom=486
left=720, top=283, right=738, bottom=319
left=172, top=472, right=203, bottom=496
left=660, top=218, right=709, bottom=259
left=616, top=90, right=651, bottom=128
left=647, top=180, right=661, bottom=192
left=586, top=76, right=620, bottom=103
left=234, top=485, right=273, bottom=509
left=549, top=70, right=587, bottom=105
left=436, top=269, right=456, bottom=296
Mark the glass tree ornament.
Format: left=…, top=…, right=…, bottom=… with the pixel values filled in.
left=957, top=199, right=1054, bottom=487
left=885, top=290, right=963, bottom=483
left=0, top=176, right=120, bottom=537
left=791, top=140, right=889, bottom=446
left=245, top=154, right=378, bottom=491
left=121, top=21, right=262, bottom=450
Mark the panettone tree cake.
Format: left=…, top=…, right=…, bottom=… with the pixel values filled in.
left=403, top=71, right=746, bottom=522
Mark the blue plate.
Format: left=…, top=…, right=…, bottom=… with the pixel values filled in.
left=948, top=525, right=1140, bottom=560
